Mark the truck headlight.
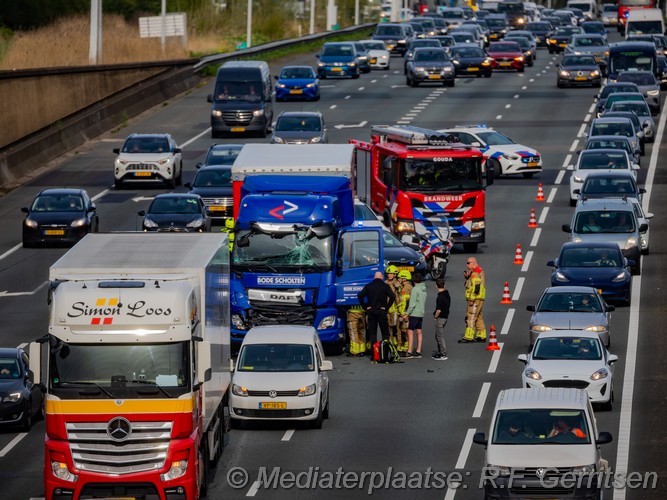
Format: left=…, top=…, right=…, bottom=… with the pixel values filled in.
left=590, top=368, right=609, bottom=380
left=162, top=460, right=188, bottom=480
left=396, top=221, right=415, bottom=232
left=585, top=325, right=606, bottom=332
left=624, top=237, right=637, bottom=249
left=525, top=368, right=542, bottom=380
left=24, top=219, right=38, bottom=228
left=231, top=314, right=247, bottom=330
left=70, top=218, right=87, bottom=228
left=143, top=218, right=159, bottom=229
left=186, top=218, right=204, bottom=228
left=532, top=325, right=552, bottom=332
left=297, top=384, right=317, bottom=397
left=471, top=221, right=485, bottom=230
left=3, top=392, right=22, bottom=403
left=51, top=461, right=77, bottom=482
left=232, top=384, right=249, bottom=397
left=212, top=110, right=222, bottom=117
left=317, top=315, right=336, bottom=330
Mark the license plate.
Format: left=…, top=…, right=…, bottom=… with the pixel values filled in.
left=467, top=67, right=479, bottom=71
left=259, top=402, right=287, bottom=409
left=289, top=89, right=303, bottom=94
left=44, top=229, right=65, bottom=236
left=575, top=76, right=588, bottom=81
left=209, top=206, right=227, bottom=212
left=231, top=127, right=246, bottom=132
left=370, top=58, right=377, bottom=64
left=559, top=43, right=567, bottom=47
left=490, top=34, right=498, bottom=39
left=134, top=171, right=151, bottom=177
left=428, top=75, right=442, bottom=79
left=396, top=266, right=414, bottom=271
left=500, top=62, right=512, bottom=67
left=331, top=67, right=342, bottom=72
left=528, top=162, right=539, bottom=167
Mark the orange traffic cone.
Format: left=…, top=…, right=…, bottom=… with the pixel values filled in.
left=535, top=183, right=545, bottom=201
left=513, top=244, right=524, bottom=265
left=500, top=281, right=512, bottom=304
left=528, top=208, right=538, bottom=228
left=486, top=325, right=500, bottom=351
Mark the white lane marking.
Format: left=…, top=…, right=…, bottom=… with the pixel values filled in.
left=0, top=432, right=28, bottom=457
left=613, top=95, right=666, bottom=500
left=358, top=86, right=365, bottom=91
left=584, top=113, right=591, bottom=122
left=500, top=309, right=515, bottom=335
left=569, top=140, right=579, bottom=152
left=541, top=70, right=546, bottom=73
left=505, top=104, right=511, bottom=109
left=530, top=227, right=542, bottom=247
left=281, top=429, right=295, bottom=442
left=547, top=187, right=557, bottom=203
left=496, top=115, right=503, bottom=120
left=180, top=127, right=211, bottom=148
left=562, top=154, right=572, bottom=168
left=454, top=429, right=477, bottom=469
left=101, top=138, right=124, bottom=142
left=419, top=101, right=431, bottom=105
left=400, top=118, right=414, bottom=121
left=0, top=280, right=48, bottom=298
left=345, top=95, right=351, bottom=99
left=330, top=104, right=337, bottom=109
left=487, top=343, right=504, bottom=373
left=536, top=73, right=541, bottom=76
left=91, top=189, right=109, bottom=202
left=521, top=85, right=527, bottom=90
left=577, top=123, right=586, bottom=137
left=473, top=383, right=491, bottom=417
left=383, top=74, right=388, bottom=78
left=538, top=206, right=549, bottom=224
left=512, top=277, right=524, bottom=301
left=414, top=105, right=427, bottom=108
left=424, top=97, right=436, bottom=101
left=246, top=480, right=261, bottom=497
left=588, top=102, right=596, bottom=113
left=521, top=251, right=533, bottom=272
left=513, top=94, right=520, bottom=98
left=397, top=120, right=411, bottom=124
left=405, top=113, right=418, bottom=117
left=0, top=244, right=21, bottom=262
left=371, top=79, right=377, bottom=83
left=444, top=487, right=457, bottom=500
left=319, top=84, right=337, bottom=87
left=529, top=78, right=534, bottom=82
left=555, top=170, right=565, bottom=185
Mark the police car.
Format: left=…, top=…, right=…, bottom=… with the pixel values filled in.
left=437, top=124, right=542, bottom=177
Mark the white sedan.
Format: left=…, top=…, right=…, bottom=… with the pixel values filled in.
left=568, top=149, right=639, bottom=206
left=518, top=331, right=618, bottom=411
left=360, top=40, right=391, bottom=70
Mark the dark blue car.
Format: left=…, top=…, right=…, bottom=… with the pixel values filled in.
left=547, top=242, right=633, bottom=306
left=317, top=42, right=360, bottom=79
left=275, top=65, right=320, bottom=101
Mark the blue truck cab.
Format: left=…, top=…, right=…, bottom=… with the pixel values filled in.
left=229, top=145, right=382, bottom=346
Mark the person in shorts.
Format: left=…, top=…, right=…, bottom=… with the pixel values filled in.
left=404, top=273, right=427, bottom=358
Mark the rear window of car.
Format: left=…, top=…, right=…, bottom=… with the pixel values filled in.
left=591, top=122, right=634, bottom=137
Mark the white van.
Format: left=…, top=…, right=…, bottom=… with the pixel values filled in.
left=474, top=388, right=613, bottom=498
left=230, top=325, right=332, bottom=429
left=626, top=8, right=665, bottom=37
left=567, top=0, right=597, bottom=20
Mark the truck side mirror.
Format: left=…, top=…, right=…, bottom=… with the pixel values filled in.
left=197, top=341, right=212, bottom=384
left=336, top=258, right=344, bottom=276
left=29, top=342, right=41, bottom=384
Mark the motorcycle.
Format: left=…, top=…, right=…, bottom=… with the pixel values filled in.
left=400, top=226, right=453, bottom=280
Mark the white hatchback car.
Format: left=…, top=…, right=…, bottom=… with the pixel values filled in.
left=230, top=325, right=331, bottom=428
left=568, top=149, right=639, bottom=205
left=518, top=330, right=618, bottom=410
left=113, top=133, right=183, bottom=189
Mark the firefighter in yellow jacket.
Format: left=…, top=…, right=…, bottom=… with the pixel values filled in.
left=459, top=256, right=486, bottom=343
left=220, top=217, right=235, bottom=252
left=396, top=270, right=413, bottom=352
left=347, top=303, right=366, bottom=357
left=385, top=265, right=401, bottom=347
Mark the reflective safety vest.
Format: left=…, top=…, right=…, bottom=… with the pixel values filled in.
left=220, top=218, right=235, bottom=252
left=465, top=266, right=486, bottom=300
left=386, top=278, right=401, bottom=313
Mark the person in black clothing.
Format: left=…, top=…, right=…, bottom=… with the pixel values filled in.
left=432, top=278, right=451, bottom=360
left=358, top=271, right=395, bottom=358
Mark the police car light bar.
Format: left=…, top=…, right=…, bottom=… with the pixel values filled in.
left=371, top=125, right=455, bottom=146
left=454, top=124, right=489, bottom=129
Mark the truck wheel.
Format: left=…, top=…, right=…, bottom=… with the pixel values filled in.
left=199, top=445, right=209, bottom=497
left=463, top=243, right=478, bottom=253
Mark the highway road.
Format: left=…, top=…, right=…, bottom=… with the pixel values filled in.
left=0, top=32, right=665, bottom=500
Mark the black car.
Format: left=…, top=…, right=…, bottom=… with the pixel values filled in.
left=508, top=36, right=535, bottom=67
left=557, top=55, right=601, bottom=88
left=185, top=166, right=233, bottom=226
left=0, top=348, right=43, bottom=430
left=405, top=48, right=456, bottom=87
left=484, top=15, right=510, bottom=41
left=404, top=39, right=443, bottom=74
left=449, top=44, right=493, bottom=77
left=21, top=188, right=99, bottom=248
left=353, top=42, right=372, bottom=73
left=196, top=143, right=244, bottom=169
left=138, top=193, right=211, bottom=232
left=526, top=21, right=554, bottom=47
left=547, top=26, right=583, bottom=53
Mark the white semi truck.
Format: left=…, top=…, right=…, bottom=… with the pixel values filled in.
left=31, top=233, right=231, bottom=500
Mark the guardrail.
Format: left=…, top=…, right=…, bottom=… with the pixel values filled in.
left=0, top=23, right=375, bottom=194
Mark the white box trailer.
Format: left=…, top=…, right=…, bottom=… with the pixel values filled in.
left=34, top=233, right=230, bottom=499
left=626, top=8, right=665, bottom=37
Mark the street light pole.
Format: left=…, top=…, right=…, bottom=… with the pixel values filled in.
left=310, top=0, right=316, bottom=34
left=160, top=0, right=166, bottom=52
left=355, top=0, right=359, bottom=24
left=247, top=0, right=253, bottom=48
left=89, top=0, right=102, bottom=64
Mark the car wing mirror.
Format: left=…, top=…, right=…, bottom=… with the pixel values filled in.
left=184, top=183, right=192, bottom=189
left=196, top=162, right=203, bottom=169
left=632, top=163, right=640, bottom=170
left=573, top=189, right=580, bottom=194
left=138, top=210, right=146, bottom=217
left=207, top=94, right=213, bottom=103
left=471, top=141, right=482, bottom=147
left=517, top=354, right=528, bottom=364
left=526, top=305, right=536, bottom=312
left=608, top=354, right=619, bottom=364
left=320, top=360, right=333, bottom=371
left=113, top=148, right=120, bottom=154
left=645, top=212, right=654, bottom=219
left=546, top=259, right=556, bottom=267
left=173, top=147, right=182, bottom=154
left=562, top=224, right=572, bottom=232
left=87, top=206, right=96, bottom=213
left=639, top=223, right=648, bottom=232
left=596, top=431, right=613, bottom=445
left=21, top=207, right=29, bottom=213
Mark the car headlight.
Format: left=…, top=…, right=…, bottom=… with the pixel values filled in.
left=143, top=218, right=158, bottom=229
left=590, top=70, right=600, bottom=76
left=231, top=314, right=247, bottom=330
left=306, top=83, right=316, bottom=88
left=624, top=237, right=637, bottom=249
left=349, top=62, right=357, bottom=67
left=452, top=59, right=460, bottom=65
left=3, top=392, right=22, bottom=403
left=573, top=464, right=596, bottom=475
left=612, top=271, right=628, bottom=282
left=415, top=66, right=427, bottom=72
left=515, top=56, right=524, bottom=62
left=253, top=109, right=264, bottom=117
left=555, top=271, right=569, bottom=282
left=309, top=136, right=322, bottom=143
left=70, top=218, right=87, bottom=228
left=317, top=315, right=336, bottom=330
left=532, top=325, right=553, bottom=332
left=647, top=89, right=660, bottom=95
left=573, top=175, right=584, bottom=183
left=157, top=158, right=170, bottom=165
left=318, top=62, right=325, bottom=67
left=232, top=384, right=248, bottom=397
left=525, top=368, right=542, bottom=380
left=590, top=368, right=609, bottom=380
left=560, top=70, right=571, bottom=77
left=398, top=39, right=406, bottom=44
left=442, top=67, right=453, bottom=73
left=272, top=136, right=285, bottom=144
left=396, top=221, right=415, bottom=232
left=502, top=153, right=520, bottom=160
left=24, top=219, right=38, bottom=228
left=418, top=255, right=426, bottom=265
left=471, top=221, right=485, bottom=230
left=585, top=325, right=606, bottom=332
left=186, top=218, right=204, bottom=228
left=51, top=461, right=77, bottom=482
left=212, top=110, right=222, bottom=117
left=482, top=60, right=491, bottom=66
left=548, top=39, right=556, bottom=44
left=297, top=384, right=317, bottom=397
left=161, top=460, right=188, bottom=480
left=276, top=83, right=286, bottom=88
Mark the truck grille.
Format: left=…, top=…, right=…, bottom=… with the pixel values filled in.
left=223, top=111, right=253, bottom=124
left=248, top=305, right=316, bottom=326
left=66, top=420, right=172, bottom=475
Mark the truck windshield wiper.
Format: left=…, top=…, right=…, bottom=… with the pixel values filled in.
left=130, top=379, right=174, bottom=398
left=60, top=381, right=116, bottom=399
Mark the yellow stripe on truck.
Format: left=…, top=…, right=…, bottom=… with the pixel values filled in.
left=46, top=397, right=195, bottom=415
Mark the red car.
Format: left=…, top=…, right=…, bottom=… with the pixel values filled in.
left=487, top=41, right=525, bottom=73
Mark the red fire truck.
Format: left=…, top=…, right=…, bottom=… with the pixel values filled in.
left=351, top=125, right=494, bottom=265
left=617, top=0, right=656, bottom=34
